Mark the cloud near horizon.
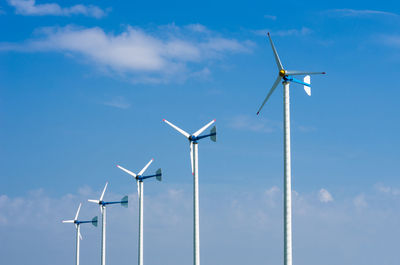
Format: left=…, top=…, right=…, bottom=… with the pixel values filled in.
left=1, top=184, right=400, bottom=265
left=0, top=24, right=253, bottom=83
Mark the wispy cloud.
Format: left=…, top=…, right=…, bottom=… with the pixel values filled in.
left=298, top=125, right=317, bottom=133
left=327, top=9, right=399, bottom=18
left=253, top=27, right=312, bottom=37
left=0, top=24, right=253, bottom=83
left=375, top=183, right=400, bottom=196
left=353, top=194, right=368, bottom=209
left=381, top=35, right=400, bottom=48
left=318, top=188, right=334, bottom=203
left=103, top=96, right=131, bottom=109
left=263, top=14, right=276, bottom=20
left=229, top=114, right=281, bottom=133
left=7, top=0, right=107, bottom=18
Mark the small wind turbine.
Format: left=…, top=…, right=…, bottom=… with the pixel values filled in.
left=62, top=203, right=98, bottom=265
left=117, top=159, right=162, bottom=265
left=88, top=182, right=128, bottom=265
left=256, top=33, right=326, bottom=265
left=163, top=119, right=216, bottom=265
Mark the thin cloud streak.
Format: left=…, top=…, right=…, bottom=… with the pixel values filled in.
left=7, top=0, right=107, bottom=18
left=103, top=96, right=131, bottom=110
left=327, top=9, right=399, bottom=18
left=253, top=27, right=312, bottom=37
left=229, top=114, right=281, bottom=133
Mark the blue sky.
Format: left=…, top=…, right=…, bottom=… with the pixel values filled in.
left=1, top=1, right=400, bottom=265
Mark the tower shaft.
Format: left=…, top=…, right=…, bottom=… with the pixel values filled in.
left=283, top=81, right=293, bottom=265
left=101, top=206, right=106, bottom=265
left=76, top=225, right=80, bottom=265
left=193, top=143, right=200, bottom=265
left=138, top=181, right=144, bottom=265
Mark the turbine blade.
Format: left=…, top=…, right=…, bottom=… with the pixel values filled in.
left=117, top=165, right=137, bottom=178
left=267, top=32, right=283, bottom=70
left=79, top=231, right=83, bottom=240
left=136, top=179, right=140, bottom=197
left=88, top=199, right=100, bottom=204
left=163, top=119, right=190, bottom=138
left=62, top=220, right=75, bottom=223
left=193, top=119, right=216, bottom=137
left=190, top=142, right=194, bottom=175
left=138, top=159, right=153, bottom=176
left=99, top=182, right=108, bottom=201
left=74, top=203, right=82, bottom=221
left=257, top=76, right=282, bottom=115
left=285, top=71, right=326, bottom=76
left=303, top=75, right=311, bottom=96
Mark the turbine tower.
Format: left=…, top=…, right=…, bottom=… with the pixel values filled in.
left=62, top=203, right=98, bottom=265
left=256, top=33, right=326, bottom=265
left=88, top=182, right=128, bottom=265
left=117, top=159, right=162, bottom=265
left=163, top=119, right=217, bottom=265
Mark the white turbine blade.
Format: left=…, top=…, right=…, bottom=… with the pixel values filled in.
left=285, top=70, right=326, bottom=76
left=267, top=32, right=283, bottom=70
left=99, top=182, right=108, bottom=201
left=190, top=142, right=194, bottom=175
left=303, top=75, right=311, bottom=96
left=138, top=159, right=153, bottom=176
left=257, top=75, right=282, bottom=115
left=79, top=231, right=83, bottom=240
left=117, top=165, right=137, bottom=178
left=88, top=199, right=100, bottom=204
left=74, top=203, right=82, bottom=221
left=163, top=119, right=190, bottom=138
left=136, top=179, right=140, bottom=197
left=193, top=119, right=216, bottom=137
left=62, top=220, right=75, bottom=223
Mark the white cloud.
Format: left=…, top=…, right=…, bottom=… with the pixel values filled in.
left=229, top=114, right=280, bottom=133
left=353, top=194, right=368, bottom=209
left=7, top=0, right=106, bottom=18
left=328, top=9, right=399, bottom=18
left=103, top=96, right=131, bottom=109
left=375, top=183, right=400, bottom=196
left=2, top=186, right=400, bottom=265
left=0, top=24, right=252, bottom=83
left=318, top=188, right=334, bottom=203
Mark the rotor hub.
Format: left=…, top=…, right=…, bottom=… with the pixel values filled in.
left=279, top=69, right=286, bottom=77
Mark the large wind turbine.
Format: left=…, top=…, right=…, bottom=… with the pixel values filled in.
left=88, top=183, right=128, bottom=265
left=256, top=32, right=325, bottom=265
left=62, top=203, right=98, bottom=265
left=163, top=119, right=217, bottom=265
left=116, top=159, right=162, bottom=265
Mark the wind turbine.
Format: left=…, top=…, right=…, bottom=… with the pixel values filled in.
left=116, top=159, right=162, bottom=265
left=88, top=182, right=128, bottom=265
left=163, top=119, right=217, bottom=265
left=256, top=32, right=326, bottom=265
left=62, top=203, right=98, bottom=265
